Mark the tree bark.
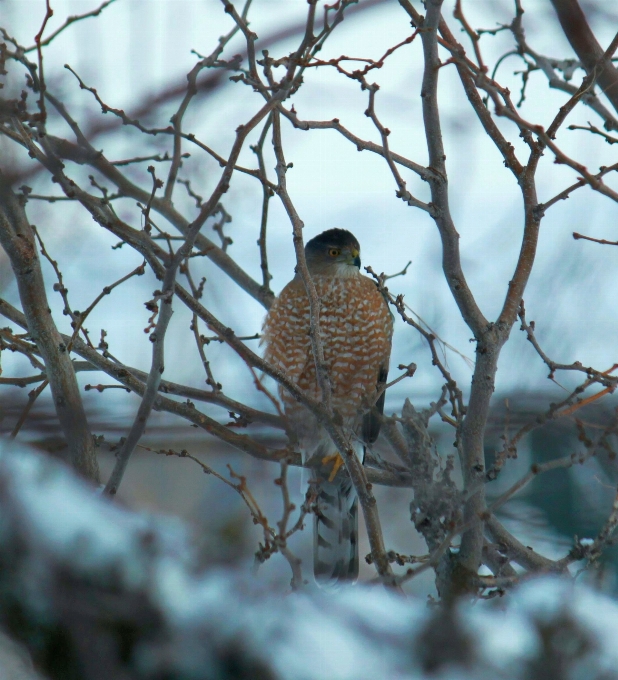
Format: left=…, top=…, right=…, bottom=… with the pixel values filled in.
left=0, top=173, right=99, bottom=482
left=550, top=0, right=618, bottom=116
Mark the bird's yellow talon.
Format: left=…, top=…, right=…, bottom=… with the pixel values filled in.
left=322, top=453, right=344, bottom=482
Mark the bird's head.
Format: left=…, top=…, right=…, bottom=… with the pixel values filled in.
left=304, top=228, right=361, bottom=278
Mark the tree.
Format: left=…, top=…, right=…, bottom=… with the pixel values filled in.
left=2, top=0, right=618, bottom=613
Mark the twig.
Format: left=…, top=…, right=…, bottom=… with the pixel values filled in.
left=178, top=451, right=306, bottom=582
left=573, top=232, right=618, bottom=246
left=84, top=383, right=130, bottom=393
left=0, top=329, right=46, bottom=371
left=506, top=1, right=618, bottom=130
left=366, top=85, right=429, bottom=212
left=31, top=225, right=76, bottom=324
left=558, top=488, right=618, bottom=570
left=383, top=261, right=411, bottom=280
left=519, top=301, right=618, bottom=386
left=64, top=64, right=164, bottom=134
left=453, top=0, right=486, bottom=73
left=210, top=203, right=233, bottom=252
left=281, top=106, right=432, bottom=182
left=67, top=262, right=146, bottom=352
left=201, top=333, right=261, bottom=344
left=495, top=104, right=618, bottom=206
left=113, top=152, right=188, bottom=167
left=157, top=446, right=267, bottom=512
left=10, top=379, right=49, bottom=438
left=306, top=33, right=418, bottom=78
left=252, top=115, right=274, bottom=292
left=275, top=460, right=304, bottom=589
left=0, top=373, right=47, bottom=387
left=374, top=363, right=417, bottom=402
left=485, top=516, right=564, bottom=573
left=24, top=0, right=117, bottom=52
left=177, top=178, right=203, bottom=209
left=538, top=162, right=618, bottom=215
left=15, top=67, right=289, bottom=494
left=33, top=0, right=54, bottom=126
left=487, top=448, right=595, bottom=519
left=568, top=122, right=618, bottom=144
left=184, top=261, right=220, bottom=392
left=41, top=131, right=275, bottom=309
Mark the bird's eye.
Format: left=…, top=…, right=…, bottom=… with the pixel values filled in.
left=328, top=248, right=341, bottom=257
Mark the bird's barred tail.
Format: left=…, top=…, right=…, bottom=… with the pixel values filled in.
left=313, top=477, right=359, bottom=587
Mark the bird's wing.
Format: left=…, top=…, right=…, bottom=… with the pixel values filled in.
left=362, top=282, right=394, bottom=446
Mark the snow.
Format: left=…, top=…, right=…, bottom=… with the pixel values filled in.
left=2, top=439, right=618, bottom=679
left=0, top=440, right=192, bottom=591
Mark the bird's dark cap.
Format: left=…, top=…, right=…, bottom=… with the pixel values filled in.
left=305, top=228, right=360, bottom=253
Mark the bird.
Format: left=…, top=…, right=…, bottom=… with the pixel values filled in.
left=262, top=228, right=393, bottom=586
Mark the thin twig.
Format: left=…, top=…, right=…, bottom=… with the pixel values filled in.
left=67, top=262, right=146, bottom=352
left=10, top=379, right=49, bottom=438
left=33, top=0, right=53, bottom=125
left=573, top=232, right=618, bottom=246
left=24, top=0, right=117, bottom=52
left=252, top=115, right=274, bottom=293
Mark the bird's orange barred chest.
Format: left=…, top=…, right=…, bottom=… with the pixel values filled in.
left=262, top=274, right=392, bottom=421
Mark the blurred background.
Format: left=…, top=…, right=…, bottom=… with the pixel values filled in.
left=2, top=0, right=618, bottom=594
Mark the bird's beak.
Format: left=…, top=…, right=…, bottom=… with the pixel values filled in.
left=350, top=248, right=361, bottom=269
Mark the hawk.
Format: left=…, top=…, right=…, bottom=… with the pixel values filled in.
left=262, top=228, right=393, bottom=586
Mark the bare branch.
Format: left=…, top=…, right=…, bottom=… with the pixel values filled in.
left=485, top=516, right=564, bottom=573
left=10, top=379, right=49, bottom=439
left=573, top=232, right=618, bottom=246
left=282, top=105, right=432, bottom=183
left=24, top=0, right=117, bottom=52
left=519, top=301, right=618, bottom=386
left=550, top=0, right=618, bottom=115
left=419, top=2, right=488, bottom=337
left=539, top=162, right=618, bottom=214
left=0, top=174, right=99, bottom=481
left=252, top=115, right=274, bottom=293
